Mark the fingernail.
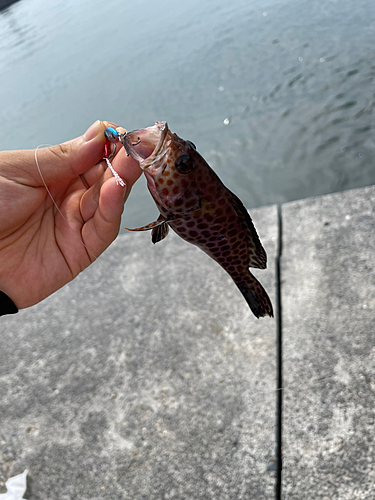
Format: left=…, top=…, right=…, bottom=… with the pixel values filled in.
left=83, top=120, right=102, bottom=141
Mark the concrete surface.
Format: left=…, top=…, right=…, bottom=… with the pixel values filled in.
left=281, top=186, right=375, bottom=499
left=0, top=206, right=278, bottom=500
left=2, top=185, right=375, bottom=500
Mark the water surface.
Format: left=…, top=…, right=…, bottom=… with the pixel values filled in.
left=1, top=0, right=374, bottom=227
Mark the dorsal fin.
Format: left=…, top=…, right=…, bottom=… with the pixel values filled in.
left=228, top=193, right=267, bottom=269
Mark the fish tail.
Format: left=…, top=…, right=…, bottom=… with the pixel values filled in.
left=234, top=271, right=273, bottom=318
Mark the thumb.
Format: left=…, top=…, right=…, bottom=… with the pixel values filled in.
left=3, top=120, right=108, bottom=187
left=35, top=120, right=107, bottom=186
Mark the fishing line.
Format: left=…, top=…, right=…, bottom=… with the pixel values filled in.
left=35, top=144, right=100, bottom=262
left=34, top=128, right=129, bottom=267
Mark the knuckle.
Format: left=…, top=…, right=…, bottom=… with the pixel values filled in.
left=49, top=143, right=72, bottom=161
left=47, top=142, right=75, bottom=176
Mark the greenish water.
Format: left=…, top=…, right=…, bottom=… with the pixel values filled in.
left=1, top=0, right=374, bottom=228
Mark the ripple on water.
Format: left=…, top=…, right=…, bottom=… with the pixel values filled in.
left=315, top=136, right=341, bottom=154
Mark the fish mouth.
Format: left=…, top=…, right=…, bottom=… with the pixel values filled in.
left=122, top=121, right=169, bottom=169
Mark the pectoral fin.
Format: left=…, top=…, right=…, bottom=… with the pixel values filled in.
left=152, top=222, right=169, bottom=244
left=125, top=215, right=167, bottom=232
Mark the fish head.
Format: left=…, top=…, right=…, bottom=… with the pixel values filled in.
left=122, top=122, right=205, bottom=214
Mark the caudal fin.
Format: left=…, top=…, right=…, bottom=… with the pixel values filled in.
left=234, top=271, right=273, bottom=318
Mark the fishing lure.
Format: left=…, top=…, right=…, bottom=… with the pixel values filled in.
left=103, top=127, right=126, bottom=187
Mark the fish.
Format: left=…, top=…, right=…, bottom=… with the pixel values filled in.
left=121, top=122, right=273, bottom=318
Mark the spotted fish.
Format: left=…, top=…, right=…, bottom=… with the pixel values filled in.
left=122, top=122, right=273, bottom=318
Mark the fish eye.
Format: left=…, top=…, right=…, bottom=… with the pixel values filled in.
left=175, top=154, right=194, bottom=174
left=186, top=140, right=196, bottom=150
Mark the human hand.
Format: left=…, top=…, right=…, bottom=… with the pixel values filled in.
left=0, top=120, right=142, bottom=309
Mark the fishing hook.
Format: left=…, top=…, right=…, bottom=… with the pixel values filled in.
left=104, top=126, right=141, bottom=157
